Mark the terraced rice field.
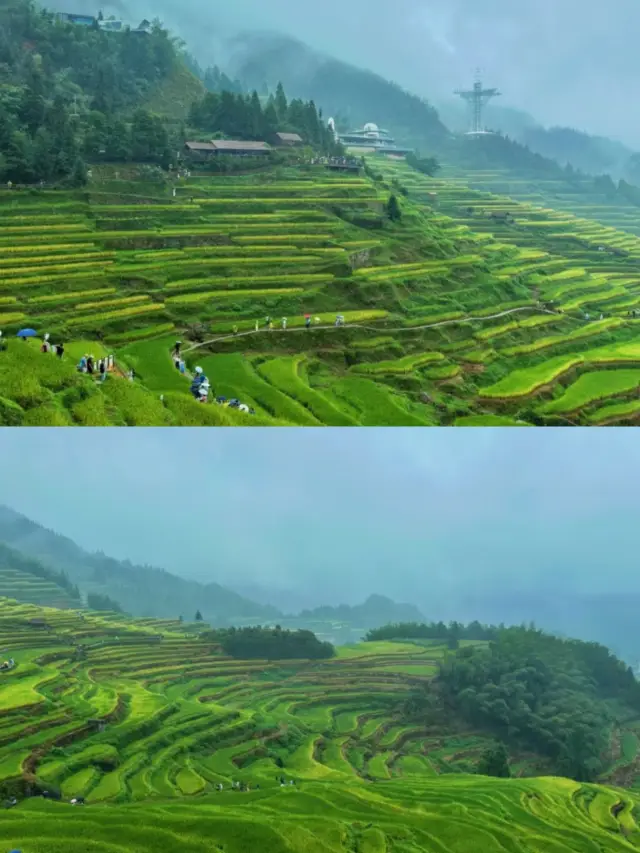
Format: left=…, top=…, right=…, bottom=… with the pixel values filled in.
left=0, top=598, right=638, bottom=852
left=4, top=160, right=640, bottom=424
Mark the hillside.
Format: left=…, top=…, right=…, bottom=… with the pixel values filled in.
left=0, top=542, right=80, bottom=609
left=0, top=505, right=281, bottom=622
left=3, top=6, right=640, bottom=424
left=5, top=152, right=640, bottom=425
left=1, top=599, right=640, bottom=852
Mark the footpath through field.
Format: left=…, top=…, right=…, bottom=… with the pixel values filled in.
left=183, top=305, right=568, bottom=354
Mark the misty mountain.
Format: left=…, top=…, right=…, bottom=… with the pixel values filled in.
left=297, top=594, right=424, bottom=629
left=517, top=126, right=634, bottom=179
left=0, top=505, right=280, bottom=624
left=225, top=31, right=449, bottom=149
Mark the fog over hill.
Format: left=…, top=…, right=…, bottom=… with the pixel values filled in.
left=66, top=0, right=640, bottom=146
left=0, top=429, right=638, bottom=632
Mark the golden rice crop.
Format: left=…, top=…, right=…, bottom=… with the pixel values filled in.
left=28, top=289, right=117, bottom=305
left=0, top=296, right=17, bottom=305
left=115, top=255, right=322, bottom=274
left=231, top=235, right=334, bottom=243
left=0, top=223, right=91, bottom=233
left=0, top=270, right=108, bottom=287
left=77, top=295, right=151, bottom=311
left=165, top=273, right=334, bottom=290
left=181, top=246, right=304, bottom=255
left=106, top=322, right=175, bottom=344
left=67, top=303, right=165, bottom=326
left=0, top=251, right=115, bottom=269
left=0, top=243, right=98, bottom=255
left=93, top=205, right=201, bottom=212
left=354, top=352, right=445, bottom=375
left=0, top=260, right=112, bottom=279
left=166, top=287, right=303, bottom=304
left=194, top=196, right=381, bottom=205
left=0, top=311, right=26, bottom=324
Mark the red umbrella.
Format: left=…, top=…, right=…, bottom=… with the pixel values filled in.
left=304, top=314, right=311, bottom=319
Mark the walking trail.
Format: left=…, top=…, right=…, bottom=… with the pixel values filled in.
left=183, top=305, right=569, bottom=355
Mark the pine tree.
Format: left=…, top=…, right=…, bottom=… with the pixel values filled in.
left=386, top=193, right=402, bottom=221
left=275, top=82, right=287, bottom=122
left=195, top=610, right=203, bottom=621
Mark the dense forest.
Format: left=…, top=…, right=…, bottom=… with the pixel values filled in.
left=0, top=0, right=182, bottom=181
left=188, top=82, right=342, bottom=155
left=200, top=625, right=335, bottom=660
left=366, top=620, right=500, bottom=643
left=398, top=624, right=640, bottom=782
left=0, top=1, right=337, bottom=184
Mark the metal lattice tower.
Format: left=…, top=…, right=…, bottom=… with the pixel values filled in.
left=454, top=70, right=501, bottom=135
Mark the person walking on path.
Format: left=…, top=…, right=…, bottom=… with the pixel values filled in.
left=56, top=342, right=64, bottom=359
left=282, top=317, right=287, bottom=330
left=255, top=320, right=259, bottom=332
left=305, top=314, right=311, bottom=329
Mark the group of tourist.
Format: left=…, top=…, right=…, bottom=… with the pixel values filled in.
left=171, top=341, right=255, bottom=414
left=251, top=314, right=346, bottom=333
left=39, top=334, right=66, bottom=358
left=77, top=353, right=113, bottom=382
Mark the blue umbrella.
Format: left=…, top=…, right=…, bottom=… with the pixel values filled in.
left=16, top=329, right=37, bottom=338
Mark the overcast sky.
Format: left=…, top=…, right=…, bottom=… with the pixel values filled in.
left=0, top=429, right=637, bottom=610
left=85, top=0, right=640, bottom=146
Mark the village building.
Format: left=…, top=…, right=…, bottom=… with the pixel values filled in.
left=55, top=11, right=95, bottom=25
left=184, top=140, right=272, bottom=160
left=336, top=122, right=412, bottom=157
left=55, top=12, right=151, bottom=32
left=274, top=132, right=304, bottom=147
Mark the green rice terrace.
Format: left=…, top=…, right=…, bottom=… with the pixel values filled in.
left=4, top=157, right=640, bottom=424
left=2, top=598, right=640, bottom=852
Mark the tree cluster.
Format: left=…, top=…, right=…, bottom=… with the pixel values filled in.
left=87, top=592, right=123, bottom=613
left=365, top=620, right=500, bottom=643
left=200, top=625, right=335, bottom=660
left=437, top=626, right=640, bottom=781
left=406, top=150, right=440, bottom=177
left=83, top=108, right=172, bottom=167
left=188, top=82, right=342, bottom=155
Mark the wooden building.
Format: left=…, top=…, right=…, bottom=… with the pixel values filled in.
left=184, top=140, right=271, bottom=159
left=274, top=132, right=303, bottom=147
left=184, top=142, right=217, bottom=161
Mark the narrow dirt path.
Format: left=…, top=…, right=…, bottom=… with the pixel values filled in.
left=183, top=306, right=568, bottom=355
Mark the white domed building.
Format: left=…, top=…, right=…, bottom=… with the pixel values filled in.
left=335, top=121, right=412, bottom=156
